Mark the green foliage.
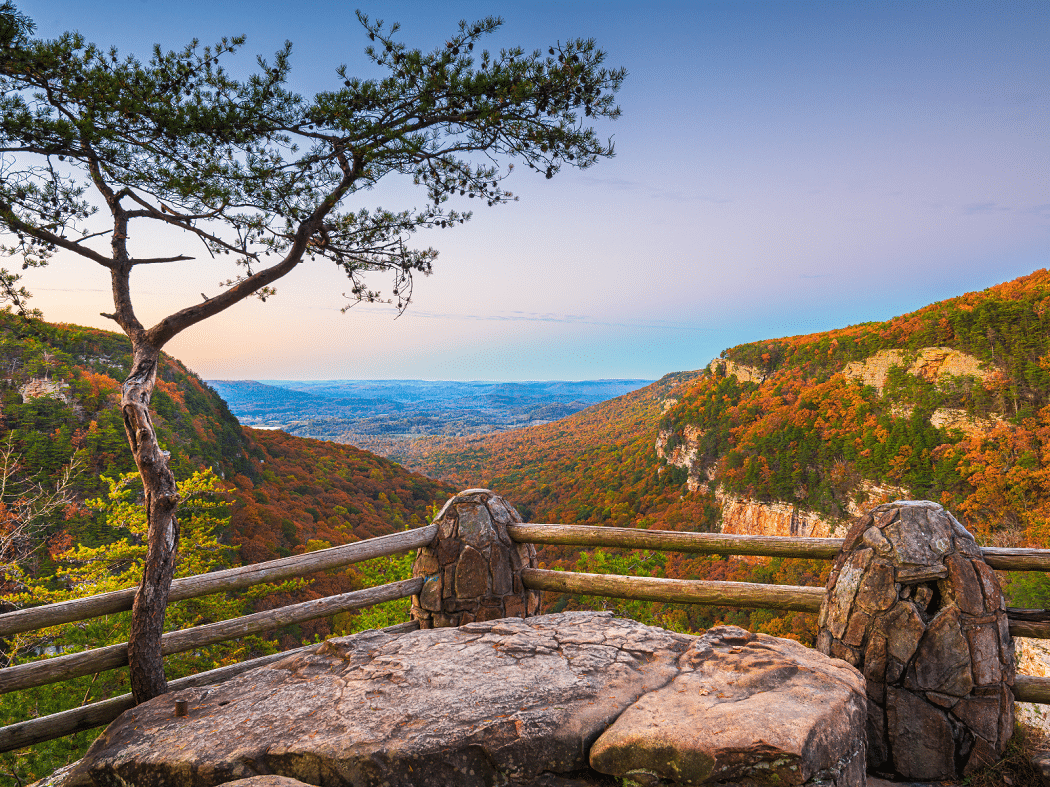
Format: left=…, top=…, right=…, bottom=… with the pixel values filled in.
left=0, top=468, right=272, bottom=784
left=559, top=547, right=684, bottom=629
left=1006, top=572, right=1050, bottom=610
left=0, top=7, right=624, bottom=321
left=334, top=551, right=416, bottom=636
left=721, top=270, right=1050, bottom=415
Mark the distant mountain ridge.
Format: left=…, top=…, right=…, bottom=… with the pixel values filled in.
left=207, top=378, right=655, bottom=447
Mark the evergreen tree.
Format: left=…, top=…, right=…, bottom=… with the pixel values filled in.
left=0, top=3, right=624, bottom=700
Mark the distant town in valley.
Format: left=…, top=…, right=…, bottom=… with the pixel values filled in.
left=207, top=379, right=655, bottom=455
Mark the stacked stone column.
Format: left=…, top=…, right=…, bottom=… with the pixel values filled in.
left=410, top=489, right=541, bottom=628
left=817, top=501, right=1015, bottom=781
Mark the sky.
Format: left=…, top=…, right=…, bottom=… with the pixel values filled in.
left=12, top=0, right=1050, bottom=381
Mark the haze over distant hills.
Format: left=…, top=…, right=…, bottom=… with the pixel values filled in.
left=206, top=379, right=655, bottom=450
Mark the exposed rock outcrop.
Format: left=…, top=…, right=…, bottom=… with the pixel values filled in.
left=16, top=376, right=87, bottom=419
left=590, top=625, right=866, bottom=787
left=717, top=492, right=840, bottom=539
left=19, top=377, right=73, bottom=404
left=817, top=501, right=1015, bottom=781
left=716, top=483, right=908, bottom=542
left=929, top=407, right=1005, bottom=438
left=654, top=425, right=704, bottom=490
left=709, top=359, right=764, bottom=383
left=655, top=419, right=909, bottom=541
left=65, top=613, right=867, bottom=787
left=843, top=347, right=992, bottom=394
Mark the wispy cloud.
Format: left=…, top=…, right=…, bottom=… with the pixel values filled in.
left=650, top=189, right=732, bottom=205
left=576, top=175, right=730, bottom=205
left=961, top=201, right=1010, bottom=215
left=409, top=308, right=705, bottom=331
left=575, top=175, right=643, bottom=192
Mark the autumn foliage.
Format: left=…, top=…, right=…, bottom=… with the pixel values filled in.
left=407, top=269, right=1050, bottom=639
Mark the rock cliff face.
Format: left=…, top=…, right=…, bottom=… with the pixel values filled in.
left=657, top=346, right=1001, bottom=541
left=708, top=359, right=764, bottom=383
left=928, top=407, right=1004, bottom=438
left=63, top=613, right=867, bottom=787
left=716, top=493, right=835, bottom=538
left=842, top=347, right=992, bottom=394
left=655, top=424, right=908, bottom=540
left=18, top=377, right=84, bottom=418
left=18, top=377, right=73, bottom=404
left=654, top=425, right=705, bottom=491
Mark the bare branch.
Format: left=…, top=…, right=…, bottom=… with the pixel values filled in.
left=128, top=255, right=194, bottom=266
left=0, top=200, right=115, bottom=269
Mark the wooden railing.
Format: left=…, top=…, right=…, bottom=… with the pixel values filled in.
left=507, top=524, right=1050, bottom=705
left=5, top=519, right=1050, bottom=753
left=508, top=525, right=1050, bottom=635
left=0, top=525, right=437, bottom=753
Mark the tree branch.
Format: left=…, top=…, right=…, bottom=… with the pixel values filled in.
left=0, top=201, right=115, bottom=269
left=144, top=154, right=364, bottom=348
left=128, top=255, right=194, bottom=266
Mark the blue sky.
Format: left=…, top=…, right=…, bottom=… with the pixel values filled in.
left=15, top=0, right=1050, bottom=380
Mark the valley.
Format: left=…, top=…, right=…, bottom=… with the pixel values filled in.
left=207, top=378, right=654, bottom=461
left=5, top=269, right=1050, bottom=780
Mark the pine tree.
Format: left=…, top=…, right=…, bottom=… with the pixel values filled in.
left=0, top=3, right=624, bottom=701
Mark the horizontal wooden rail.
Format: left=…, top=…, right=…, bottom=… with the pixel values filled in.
left=520, top=568, right=826, bottom=613
left=521, top=568, right=1050, bottom=638
left=0, top=577, right=423, bottom=695
left=981, top=547, right=1050, bottom=572
left=0, top=524, right=436, bottom=637
left=0, top=620, right=419, bottom=754
left=509, top=524, right=1050, bottom=572
left=1007, top=620, right=1050, bottom=639
left=1014, top=675, right=1050, bottom=705
left=509, top=524, right=843, bottom=559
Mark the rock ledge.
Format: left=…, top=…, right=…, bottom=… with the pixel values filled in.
left=65, top=613, right=865, bottom=787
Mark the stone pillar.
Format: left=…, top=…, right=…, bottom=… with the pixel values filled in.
left=410, top=489, right=541, bottom=628
left=817, top=501, right=1015, bottom=781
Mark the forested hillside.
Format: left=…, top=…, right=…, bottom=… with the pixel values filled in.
left=666, top=268, right=1050, bottom=544
left=0, top=313, right=453, bottom=782
left=408, top=269, right=1050, bottom=641
left=0, top=312, right=450, bottom=576
left=403, top=371, right=710, bottom=528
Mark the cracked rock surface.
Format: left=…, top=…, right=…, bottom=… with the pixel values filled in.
left=64, top=612, right=865, bottom=787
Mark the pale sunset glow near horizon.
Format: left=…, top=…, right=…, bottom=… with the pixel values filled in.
left=13, top=0, right=1050, bottom=381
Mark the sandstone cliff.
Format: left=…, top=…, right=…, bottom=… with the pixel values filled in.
left=842, top=346, right=993, bottom=394
left=656, top=425, right=909, bottom=540
left=18, top=377, right=72, bottom=403
left=707, top=359, right=764, bottom=383
left=658, top=345, right=1005, bottom=540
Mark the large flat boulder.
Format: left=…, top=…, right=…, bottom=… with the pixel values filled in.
left=589, top=626, right=866, bottom=786
left=64, top=613, right=864, bottom=787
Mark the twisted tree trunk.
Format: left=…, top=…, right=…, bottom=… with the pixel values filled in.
left=121, top=343, right=180, bottom=703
